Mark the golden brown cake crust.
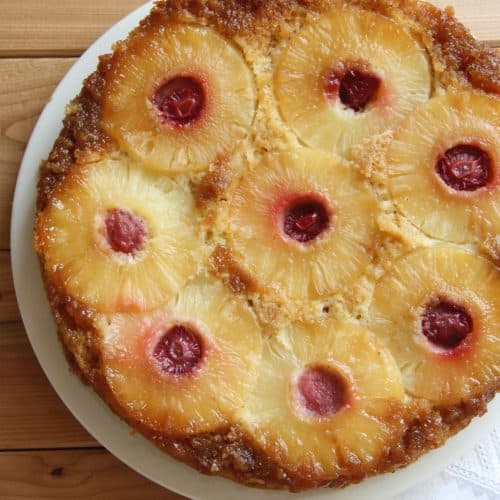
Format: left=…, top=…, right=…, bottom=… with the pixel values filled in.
left=34, top=0, right=499, bottom=491
left=37, top=0, right=500, bottom=208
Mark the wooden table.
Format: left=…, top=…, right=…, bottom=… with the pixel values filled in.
left=0, top=1, right=498, bottom=498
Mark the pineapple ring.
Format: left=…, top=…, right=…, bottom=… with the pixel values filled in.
left=35, top=158, right=201, bottom=313
left=99, top=278, right=262, bottom=435
left=478, top=202, right=500, bottom=263
left=102, top=24, right=256, bottom=172
left=238, top=321, right=405, bottom=479
left=275, top=5, right=431, bottom=156
left=226, top=148, right=378, bottom=300
left=388, top=91, right=500, bottom=244
left=367, top=247, right=500, bottom=404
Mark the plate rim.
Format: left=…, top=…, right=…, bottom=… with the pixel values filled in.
left=10, top=2, right=499, bottom=499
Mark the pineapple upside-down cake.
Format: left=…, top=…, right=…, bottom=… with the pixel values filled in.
left=34, top=0, right=499, bottom=491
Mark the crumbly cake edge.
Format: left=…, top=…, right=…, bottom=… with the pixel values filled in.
left=33, top=0, right=500, bottom=491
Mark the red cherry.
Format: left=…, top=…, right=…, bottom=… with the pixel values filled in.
left=421, top=300, right=473, bottom=350
left=297, top=366, right=347, bottom=416
left=105, top=208, right=147, bottom=255
left=153, top=325, right=203, bottom=376
left=324, top=66, right=381, bottom=112
left=436, top=144, right=492, bottom=192
left=153, top=76, right=205, bottom=127
left=283, top=197, right=331, bottom=243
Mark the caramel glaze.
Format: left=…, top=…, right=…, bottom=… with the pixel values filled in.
left=50, top=257, right=499, bottom=491
left=209, top=245, right=256, bottom=294
left=35, top=0, right=499, bottom=491
left=36, top=56, right=113, bottom=211
left=37, top=0, right=499, bottom=209
left=195, top=157, right=231, bottom=209
left=402, top=1, right=499, bottom=94
left=38, top=0, right=500, bottom=210
left=57, top=318, right=500, bottom=491
left=52, top=295, right=496, bottom=492
left=162, top=393, right=495, bottom=491
left=152, top=0, right=499, bottom=94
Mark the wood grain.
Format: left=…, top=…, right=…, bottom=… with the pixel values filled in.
left=0, top=449, right=185, bottom=499
left=0, top=252, right=19, bottom=323
left=0, top=1, right=498, bottom=497
left=0, top=322, right=97, bottom=450
left=0, top=58, right=75, bottom=250
left=0, top=1, right=498, bottom=57
left=0, top=7, right=498, bottom=248
left=0, top=0, right=146, bottom=57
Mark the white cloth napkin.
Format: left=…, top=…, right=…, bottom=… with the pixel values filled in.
left=391, top=426, right=500, bottom=500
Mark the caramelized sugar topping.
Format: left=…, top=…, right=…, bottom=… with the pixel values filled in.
left=105, top=208, right=147, bottom=255
left=436, top=144, right=492, bottom=192
left=297, top=366, right=347, bottom=416
left=421, top=300, right=473, bottom=350
left=153, top=76, right=205, bottom=127
left=153, top=325, right=203, bottom=376
left=324, top=65, right=381, bottom=112
left=283, top=196, right=331, bottom=243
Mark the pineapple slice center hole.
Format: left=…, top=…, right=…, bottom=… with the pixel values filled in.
left=435, top=144, right=492, bottom=192
left=153, top=76, right=205, bottom=127
left=283, top=196, right=332, bottom=243
left=421, top=300, right=473, bottom=350
left=153, top=325, right=203, bottom=376
left=323, top=63, right=381, bottom=112
left=104, top=208, right=148, bottom=255
left=296, top=366, right=348, bottom=417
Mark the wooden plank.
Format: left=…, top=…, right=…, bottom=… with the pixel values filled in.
left=0, top=252, right=19, bottom=323
left=0, top=58, right=75, bottom=250
left=0, top=322, right=98, bottom=450
left=431, top=0, right=500, bottom=45
left=0, top=11, right=498, bottom=248
left=0, top=0, right=498, bottom=57
left=0, top=0, right=146, bottom=57
left=0, top=449, right=185, bottom=499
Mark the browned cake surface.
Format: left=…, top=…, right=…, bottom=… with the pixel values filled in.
left=34, top=0, right=499, bottom=491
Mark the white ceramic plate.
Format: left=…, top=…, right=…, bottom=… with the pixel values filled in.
left=10, top=2, right=499, bottom=499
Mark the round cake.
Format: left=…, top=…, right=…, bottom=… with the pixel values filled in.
left=33, top=0, right=499, bottom=491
